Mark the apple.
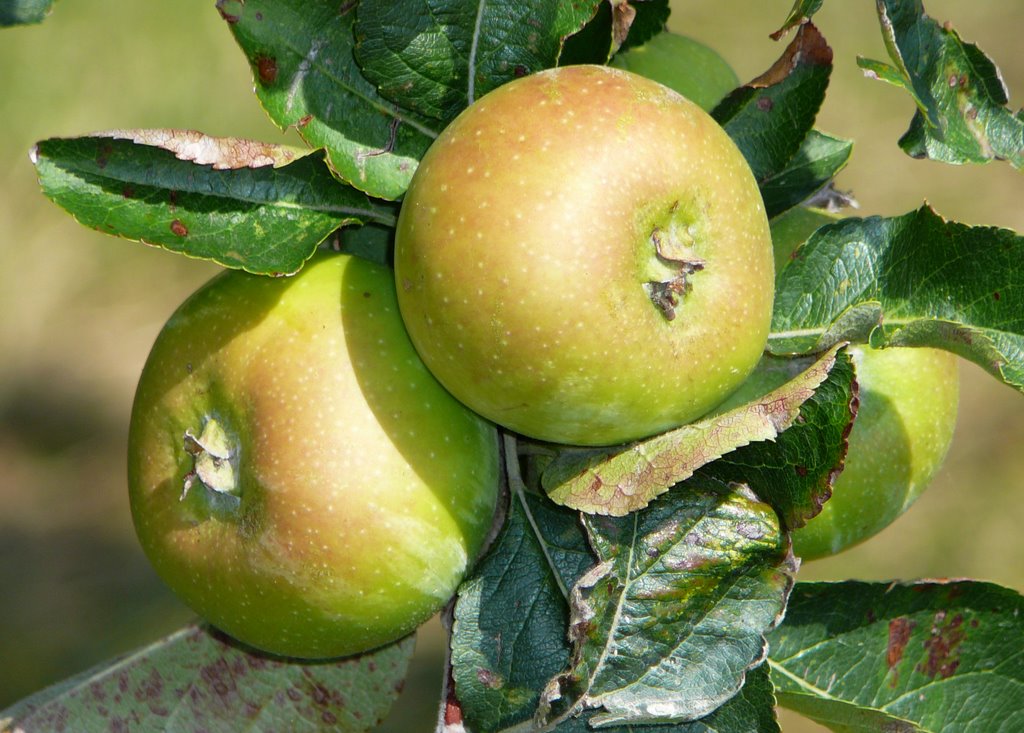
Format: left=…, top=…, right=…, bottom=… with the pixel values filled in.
left=127, top=253, right=500, bottom=659
left=610, top=31, right=740, bottom=112
left=769, top=207, right=960, bottom=559
left=395, top=64, right=774, bottom=446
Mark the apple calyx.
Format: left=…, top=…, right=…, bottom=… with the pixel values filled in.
left=182, top=417, right=239, bottom=501
left=644, top=215, right=706, bottom=321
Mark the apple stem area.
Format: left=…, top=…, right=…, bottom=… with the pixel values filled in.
left=182, top=417, right=241, bottom=510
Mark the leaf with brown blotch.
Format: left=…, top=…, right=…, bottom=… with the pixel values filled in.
left=95, top=129, right=311, bottom=169
left=541, top=343, right=845, bottom=516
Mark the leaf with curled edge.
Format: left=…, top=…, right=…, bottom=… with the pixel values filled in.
left=770, top=0, right=824, bottom=41
left=32, top=134, right=395, bottom=275
left=858, top=0, right=1023, bottom=169
left=700, top=348, right=857, bottom=532
left=94, top=129, right=312, bottom=169
left=541, top=343, right=845, bottom=516
left=713, top=22, right=833, bottom=185
left=538, top=476, right=797, bottom=728
left=768, top=205, right=1024, bottom=393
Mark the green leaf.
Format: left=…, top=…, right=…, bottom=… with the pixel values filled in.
left=759, top=129, right=853, bottom=219
left=354, top=0, right=602, bottom=125
left=539, top=477, right=797, bottom=727
left=552, top=664, right=780, bottom=731
left=713, top=22, right=832, bottom=184
left=701, top=348, right=856, bottom=532
left=561, top=0, right=671, bottom=65
left=33, top=133, right=395, bottom=275
left=541, top=344, right=845, bottom=516
left=770, top=0, right=824, bottom=41
left=452, top=486, right=593, bottom=733
left=859, top=0, right=1024, bottom=169
left=615, top=0, right=671, bottom=53
left=769, top=205, right=1024, bottom=393
left=220, top=0, right=435, bottom=200
left=0, top=0, right=52, bottom=26
left=0, top=624, right=414, bottom=733
left=769, top=581, right=1024, bottom=733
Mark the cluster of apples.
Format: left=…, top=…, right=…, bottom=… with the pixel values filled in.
left=127, top=38, right=957, bottom=660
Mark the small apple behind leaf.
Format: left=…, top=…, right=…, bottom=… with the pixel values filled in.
left=770, top=207, right=960, bottom=559
left=395, top=65, right=775, bottom=446
left=610, top=31, right=740, bottom=112
left=128, top=253, right=500, bottom=659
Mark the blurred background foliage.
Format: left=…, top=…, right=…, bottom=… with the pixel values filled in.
left=0, top=1, right=1021, bottom=731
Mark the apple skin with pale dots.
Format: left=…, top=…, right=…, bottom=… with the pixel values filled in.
left=127, top=253, right=500, bottom=659
left=394, top=64, right=775, bottom=447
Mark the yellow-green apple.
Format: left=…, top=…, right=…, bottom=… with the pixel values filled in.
left=128, top=253, right=500, bottom=658
left=394, top=65, right=774, bottom=446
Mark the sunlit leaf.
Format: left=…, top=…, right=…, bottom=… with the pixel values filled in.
left=33, top=133, right=394, bottom=275
left=542, top=345, right=844, bottom=516
left=858, top=0, right=1024, bottom=169
left=770, top=581, right=1024, bottom=733
left=769, top=205, right=1024, bottom=393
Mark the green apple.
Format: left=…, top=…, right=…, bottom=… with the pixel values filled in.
left=395, top=65, right=774, bottom=446
left=611, top=31, right=740, bottom=112
left=793, top=343, right=959, bottom=559
left=128, top=253, right=500, bottom=659
left=769, top=206, right=960, bottom=559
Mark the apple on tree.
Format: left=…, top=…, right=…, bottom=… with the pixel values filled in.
left=769, top=207, right=960, bottom=559
left=394, top=64, right=775, bottom=447
left=610, top=30, right=740, bottom=112
left=127, top=253, right=500, bottom=659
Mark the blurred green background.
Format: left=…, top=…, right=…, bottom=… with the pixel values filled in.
left=0, top=1, right=1021, bottom=730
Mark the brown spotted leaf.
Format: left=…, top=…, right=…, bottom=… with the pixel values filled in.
left=858, top=0, right=1024, bottom=169
left=541, top=343, right=845, bottom=516
left=713, top=22, right=832, bottom=186
left=96, top=129, right=309, bottom=170
left=0, top=623, right=414, bottom=733
left=538, top=476, right=796, bottom=727
left=32, top=134, right=396, bottom=275
left=769, top=581, right=1024, bottom=733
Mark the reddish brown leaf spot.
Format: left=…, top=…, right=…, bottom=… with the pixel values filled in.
left=887, top=617, right=914, bottom=668
left=918, top=611, right=966, bottom=679
left=757, top=97, right=774, bottom=112
left=217, top=1, right=241, bottom=23
left=297, top=114, right=314, bottom=128
left=170, top=219, right=189, bottom=237
left=994, top=291, right=1001, bottom=300
left=256, top=55, right=278, bottom=85
left=96, top=142, right=114, bottom=169
left=122, top=184, right=135, bottom=199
